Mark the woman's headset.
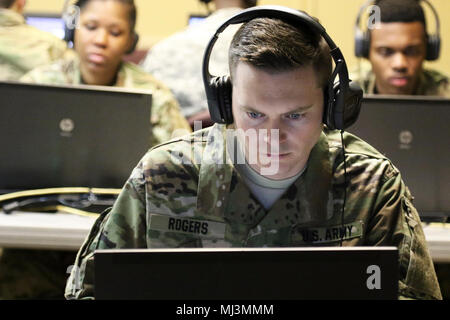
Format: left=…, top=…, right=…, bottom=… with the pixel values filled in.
left=62, top=0, right=139, bottom=54
left=354, top=0, right=441, bottom=61
left=202, top=5, right=363, bottom=130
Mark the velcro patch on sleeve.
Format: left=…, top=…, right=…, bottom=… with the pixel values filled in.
left=149, top=214, right=226, bottom=239
left=293, top=221, right=364, bottom=244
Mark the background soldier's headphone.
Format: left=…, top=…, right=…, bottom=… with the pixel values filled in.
left=354, top=0, right=441, bottom=61
left=62, top=0, right=139, bottom=54
left=202, top=5, right=363, bottom=130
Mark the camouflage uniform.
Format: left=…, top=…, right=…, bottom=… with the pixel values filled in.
left=0, top=8, right=70, bottom=81
left=66, top=124, right=442, bottom=300
left=0, top=56, right=191, bottom=300
left=140, top=8, right=243, bottom=118
left=350, top=62, right=450, bottom=97
left=21, top=54, right=192, bottom=146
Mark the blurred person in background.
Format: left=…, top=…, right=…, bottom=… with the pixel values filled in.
left=141, top=0, right=258, bottom=129
left=0, top=0, right=71, bottom=81
left=0, top=0, right=191, bottom=300
left=351, top=0, right=448, bottom=97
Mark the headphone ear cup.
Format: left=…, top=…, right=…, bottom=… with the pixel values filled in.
left=62, top=2, right=79, bottom=46
left=342, top=81, right=363, bottom=129
left=207, top=75, right=232, bottom=124
left=323, top=81, right=363, bottom=130
left=126, top=33, right=139, bottom=55
left=426, top=34, right=441, bottom=61
left=217, top=75, right=233, bottom=124
left=64, top=26, right=74, bottom=45
left=361, top=31, right=370, bottom=58
left=323, top=82, right=341, bottom=130
left=322, top=84, right=334, bottom=129
left=355, top=30, right=370, bottom=58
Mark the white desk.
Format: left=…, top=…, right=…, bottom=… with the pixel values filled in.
left=422, top=223, right=450, bottom=263
left=0, top=212, right=449, bottom=262
left=0, top=212, right=96, bottom=251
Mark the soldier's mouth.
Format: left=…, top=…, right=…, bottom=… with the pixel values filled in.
left=88, top=53, right=107, bottom=65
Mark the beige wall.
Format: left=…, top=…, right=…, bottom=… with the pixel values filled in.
left=25, top=0, right=450, bottom=74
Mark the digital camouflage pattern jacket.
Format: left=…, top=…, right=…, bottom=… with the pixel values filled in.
left=0, top=9, right=70, bottom=81
left=66, top=124, right=442, bottom=300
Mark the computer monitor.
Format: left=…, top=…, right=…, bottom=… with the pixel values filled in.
left=188, top=14, right=208, bottom=26
left=25, top=13, right=65, bottom=39
left=94, top=247, right=399, bottom=300
left=0, top=81, right=152, bottom=192
left=347, top=95, right=450, bottom=219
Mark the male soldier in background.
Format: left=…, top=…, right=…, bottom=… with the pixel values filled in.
left=0, top=0, right=71, bottom=81
left=66, top=8, right=442, bottom=299
left=351, top=0, right=449, bottom=299
left=141, top=0, right=258, bottom=129
left=351, top=0, right=449, bottom=97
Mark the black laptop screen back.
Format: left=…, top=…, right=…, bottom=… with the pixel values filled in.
left=94, top=248, right=398, bottom=300
left=347, top=96, right=450, bottom=217
left=0, top=82, right=152, bottom=191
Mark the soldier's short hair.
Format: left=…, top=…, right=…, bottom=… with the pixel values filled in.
left=228, top=17, right=332, bottom=89
left=242, top=0, right=258, bottom=9
left=75, top=0, right=137, bottom=33
left=374, top=0, right=426, bottom=27
left=0, top=0, right=16, bottom=9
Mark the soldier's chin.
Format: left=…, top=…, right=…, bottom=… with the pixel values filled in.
left=86, top=61, right=107, bottom=70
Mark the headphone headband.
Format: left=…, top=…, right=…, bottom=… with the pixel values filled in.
left=354, top=0, right=441, bottom=60
left=203, top=6, right=339, bottom=79
left=203, top=5, right=362, bottom=129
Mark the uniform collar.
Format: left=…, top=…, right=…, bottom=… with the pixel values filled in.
left=0, top=9, right=25, bottom=27
left=73, top=54, right=125, bottom=87
left=197, top=125, right=333, bottom=222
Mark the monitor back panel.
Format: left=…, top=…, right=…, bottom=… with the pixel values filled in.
left=94, top=247, right=398, bottom=300
left=348, top=96, right=450, bottom=217
left=0, top=82, right=152, bottom=191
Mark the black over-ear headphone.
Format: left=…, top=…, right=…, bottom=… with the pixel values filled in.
left=202, top=5, right=363, bottom=130
left=355, top=0, right=441, bottom=61
left=62, top=0, right=139, bottom=54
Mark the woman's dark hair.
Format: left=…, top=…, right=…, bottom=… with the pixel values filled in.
left=75, top=0, right=137, bottom=33
left=0, top=0, right=16, bottom=9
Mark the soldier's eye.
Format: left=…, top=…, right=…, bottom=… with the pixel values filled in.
left=377, top=47, right=394, bottom=57
left=247, top=112, right=263, bottom=119
left=287, top=113, right=302, bottom=120
left=109, top=29, right=123, bottom=37
left=403, top=47, right=421, bottom=57
left=84, top=23, right=97, bottom=31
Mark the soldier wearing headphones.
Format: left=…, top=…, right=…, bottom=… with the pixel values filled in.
left=66, top=6, right=441, bottom=300
left=0, top=0, right=70, bottom=81
left=0, top=0, right=191, bottom=300
left=351, top=0, right=449, bottom=96
left=20, top=0, right=191, bottom=147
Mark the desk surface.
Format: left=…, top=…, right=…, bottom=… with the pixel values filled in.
left=0, top=212, right=96, bottom=251
left=0, top=211, right=449, bottom=262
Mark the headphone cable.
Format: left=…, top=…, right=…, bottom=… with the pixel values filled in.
left=340, top=129, right=348, bottom=247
